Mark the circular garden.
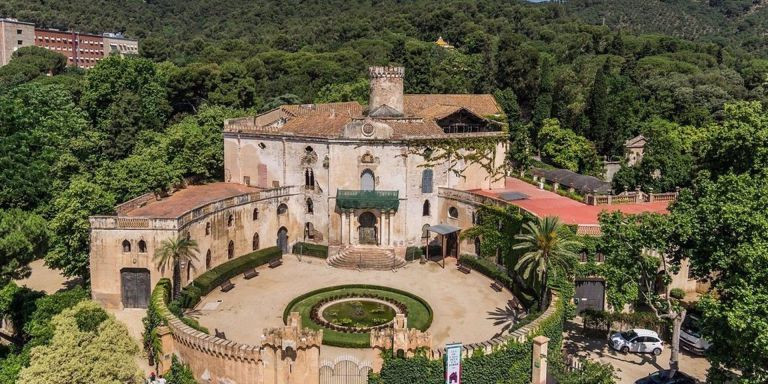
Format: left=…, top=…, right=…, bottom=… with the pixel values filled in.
left=283, top=285, right=433, bottom=348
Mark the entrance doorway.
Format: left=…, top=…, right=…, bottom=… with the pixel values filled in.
left=358, top=212, right=377, bottom=245
left=277, top=227, right=289, bottom=254
left=121, top=268, right=150, bottom=308
left=445, top=232, right=459, bottom=258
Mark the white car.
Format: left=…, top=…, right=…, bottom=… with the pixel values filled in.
left=680, top=313, right=711, bottom=355
left=611, top=328, right=664, bottom=356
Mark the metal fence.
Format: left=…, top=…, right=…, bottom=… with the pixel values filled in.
left=319, top=356, right=373, bottom=384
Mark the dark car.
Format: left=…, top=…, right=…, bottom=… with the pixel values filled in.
left=635, top=370, right=697, bottom=384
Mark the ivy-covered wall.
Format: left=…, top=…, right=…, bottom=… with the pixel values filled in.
left=369, top=297, right=566, bottom=384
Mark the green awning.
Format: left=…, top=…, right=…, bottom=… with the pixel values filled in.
left=336, top=190, right=399, bottom=211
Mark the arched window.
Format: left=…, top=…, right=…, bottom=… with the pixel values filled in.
left=138, top=240, right=147, bottom=253
left=252, top=208, right=259, bottom=221
left=422, top=224, right=430, bottom=238
left=252, top=233, right=260, bottom=251
left=306, top=198, right=314, bottom=214
left=227, top=241, right=234, bottom=260
left=205, top=222, right=211, bottom=235
left=205, top=250, right=211, bottom=270
left=305, top=222, right=315, bottom=239
left=277, top=203, right=288, bottom=215
left=421, top=169, right=434, bottom=193
left=448, top=207, right=459, bottom=219
left=361, top=169, right=375, bottom=191
left=122, top=240, right=131, bottom=253
left=422, top=200, right=431, bottom=216
left=227, top=214, right=234, bottom=227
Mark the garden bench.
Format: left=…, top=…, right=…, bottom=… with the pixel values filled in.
left=490, top=280, right=503, bottom=292
left=220, top=280, right=235, bottom=292
left=243, top=268, right=259, bottom=280
left=457, top=264, right=471, bottom=274
left=268, top=258, right=283, bottom=268
left=215, top=328, right=227, bottom=339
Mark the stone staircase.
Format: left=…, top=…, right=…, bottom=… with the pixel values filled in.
left=327, top=246, right=406, bottom=271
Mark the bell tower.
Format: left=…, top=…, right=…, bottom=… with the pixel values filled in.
left=368, top=66, right=404, bottom=116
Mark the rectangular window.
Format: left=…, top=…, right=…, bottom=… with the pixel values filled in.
left=17, top=40, right=22, bottom=46
left=16, top=29, right=22, bottom=35
left=258, top=164, right=268, bottom=188
left=421, top=169, right=434, bottom=194
left=243, top=176, right=251, bottom=186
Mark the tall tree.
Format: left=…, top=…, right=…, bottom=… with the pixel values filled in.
left=598, top=212, right=687, bottom=375
left=669, top=173, right=768, bottom=382
left=0, top=209, right=48, bottom=286
left=513, top=216, right=580, bottom=311
left=154, top=237, right=199, bottom=300
left=585, top=59, right=611, bottom=153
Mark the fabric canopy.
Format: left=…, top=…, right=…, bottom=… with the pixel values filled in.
left=335, top=190, right=400, bottom=211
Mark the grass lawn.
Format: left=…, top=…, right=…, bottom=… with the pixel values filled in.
left=284, top=285, right=433, bottom=348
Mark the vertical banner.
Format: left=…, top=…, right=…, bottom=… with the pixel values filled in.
left=445, top=342, right=462, bottom=384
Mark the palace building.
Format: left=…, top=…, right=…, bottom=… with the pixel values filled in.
left=89, top=66, right=508, bottom=309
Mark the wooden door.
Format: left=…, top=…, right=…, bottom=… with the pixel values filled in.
left=121, top=269, right=150, bottom=308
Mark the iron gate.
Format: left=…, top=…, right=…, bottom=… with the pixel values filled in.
left=574, top=278, right=605, bottom=313
left=319, top=356, right=372, bottom=384
left=120, top=268, right=150, bottom=308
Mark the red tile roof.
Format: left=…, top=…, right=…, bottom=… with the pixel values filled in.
left=470, top=178, right=670, bottom=225
left=123, top=183, right=259, bottom=218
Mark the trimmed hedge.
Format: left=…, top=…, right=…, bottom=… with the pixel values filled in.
left=179, top=246, right=282, bottom=308
left=404, top=246, right=422, bottom=261
left=292, top=242, right=329, bottom=258
left=283, top=285, right=433, bottom=348
left=458, top=255, right=535, bottom=309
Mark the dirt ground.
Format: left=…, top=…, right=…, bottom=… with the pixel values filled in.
left=562, top=318, right=711, bottom=383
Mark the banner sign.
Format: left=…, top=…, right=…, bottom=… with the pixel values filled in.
left=445, top=343, right=462, bottom=384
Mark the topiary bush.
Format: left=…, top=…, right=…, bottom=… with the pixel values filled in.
left=292, top=242, right=328, bottom=258
left=179, top=246, right=281, bottom=308
left=404, top=246, right=422, bottom=261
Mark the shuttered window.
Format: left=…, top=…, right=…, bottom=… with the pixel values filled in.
left=421, top=169, right=433, bottom=193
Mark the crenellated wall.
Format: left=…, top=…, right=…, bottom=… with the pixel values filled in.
left=153, top=285, right=322, bottom=384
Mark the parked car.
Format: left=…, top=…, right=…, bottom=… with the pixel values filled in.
left=680, top=313, right=711, bottom=355
left=611, top=328, right=664, bottom=355
left=635, top=369, right=697, bottom=384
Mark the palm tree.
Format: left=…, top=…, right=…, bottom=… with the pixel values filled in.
left=513, top=216, right=580, bottom=311
left=154, top=236, right=199, bottom=300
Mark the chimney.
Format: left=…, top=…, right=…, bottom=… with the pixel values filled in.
left=368, top=66, right=404, bottom=116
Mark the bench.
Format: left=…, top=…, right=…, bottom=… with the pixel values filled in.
left=243, top=268, right=259, bottom=280
left=268, top=258, right=283, bottom=268
left=490, top=280, right=503, bottom=292
left=220, top=280, right=235, bottom=292
left=457, top=264, right=471, bottom=274
left=214, top=328, right=227, bottom=340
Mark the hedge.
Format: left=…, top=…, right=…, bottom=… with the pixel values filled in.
left=581, top=309, right=668, bottom=338
left=283, top=285, right=433, bottom=348
left=373, top=295, right=567, bottom=384
left=458, top=255, right=535, bottom=309
left=404, top=246, right=422, bottom=261
left=292, top=242, right=329, bottom=258
left=179, top=246, right=282, bottom=308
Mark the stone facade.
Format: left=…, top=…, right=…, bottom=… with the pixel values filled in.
left=0, top=19, right=35, bottom=66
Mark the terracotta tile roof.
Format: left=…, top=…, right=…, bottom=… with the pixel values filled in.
left=226, top=94, right=502, bottom=139
left=403, top=94, right=502, bottom=117
left=123, top=183, right=260, bottom=218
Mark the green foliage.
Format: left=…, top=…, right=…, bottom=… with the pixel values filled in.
left=702, top=101, right=768, bottom=178
left=669, top=172, right=768, bottom=381
left=404, top=246, right=423, bottom=261
left=0, top=47, right=67, bottom=88
left=154, top=236, right=200, bottom=300
left=45, top=177, right=115, bottom=281
left=315, top=78, right=369, bottom=105
left=0, top=209, right=48, bottom=286
left=165, top=355, right=197, bottom=384
left=22, top=287, right=89, bottom=347
left=538, top=119, right=600, bottom=175
left=669, top=288, right=685, bottom=300
left=292, top=242, right=329, bottom=258
left=143, top=278, right=171, bottom=364
left=553, top=359, right=616, bottom=384
left=179, top=247, right=282, bottom=308
left=581, top=309, right=668, bottom=336
left=17, top=301, right=142, bottom=384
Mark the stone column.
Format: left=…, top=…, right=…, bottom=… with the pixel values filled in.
left=387, top=211, right=392, bottom=246
left=156, top=326, right=174, bottom=375
left=531, top=335, right=549, bottom=384
left=340, top=211, right=346, bottom=245
left=346, top=211, right=352, bottom=245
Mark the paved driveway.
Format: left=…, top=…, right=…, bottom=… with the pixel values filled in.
left=562, top=318, right=710, bottom=383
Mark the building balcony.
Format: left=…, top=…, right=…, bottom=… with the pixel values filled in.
left=335, top=190, right=399, bottom=211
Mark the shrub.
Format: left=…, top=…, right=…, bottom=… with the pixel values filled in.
left=292, top=242, right=328, bottom=258
left=180, top=246, right=281, bottom=308
left=165, top=355, right=196, bottom=384
left=404, top=246, right=422, bottom=261
left=669, top=288, right=685, bottom=300
left=581, top=309, right=668, bottom=336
